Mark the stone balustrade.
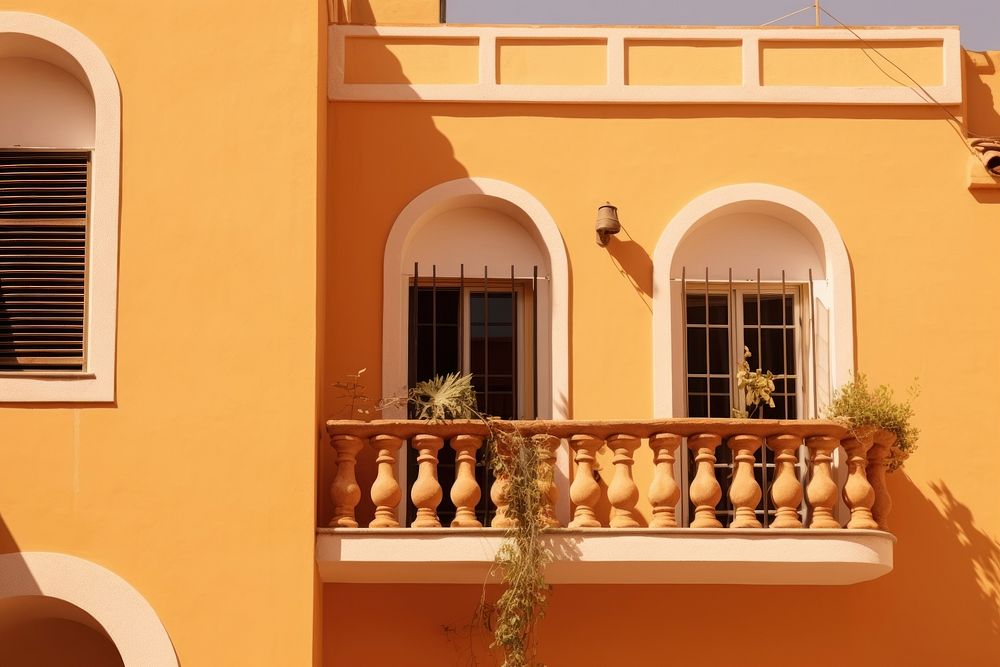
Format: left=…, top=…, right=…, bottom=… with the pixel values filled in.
left=325, top=418, right=894, bottom=532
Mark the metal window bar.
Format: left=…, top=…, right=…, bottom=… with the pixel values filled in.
left=532, top=265, right=538, bottom=419
left=483, top=265, right=489, bottom=415
left=432, top=265, right=437, bottom=377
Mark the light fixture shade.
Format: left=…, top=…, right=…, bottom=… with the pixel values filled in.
left=596, top=202, right=621, bottom=246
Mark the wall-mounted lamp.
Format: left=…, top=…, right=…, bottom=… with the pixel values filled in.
left=595, top=202, right=621, bottom=246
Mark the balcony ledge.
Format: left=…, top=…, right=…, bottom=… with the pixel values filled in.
left=316, top=527, right=894, bottom=586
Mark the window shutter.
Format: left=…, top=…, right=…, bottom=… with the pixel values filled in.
left=813, top=299, right=831, bottom=415
left=0, top=151, right=88, bottom=372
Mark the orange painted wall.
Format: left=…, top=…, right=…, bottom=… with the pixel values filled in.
left=0, top=1, right=325, bottom=664
left=323, top=49, right=1000, bottom=662
left=0, top=617, right=123, bottom=666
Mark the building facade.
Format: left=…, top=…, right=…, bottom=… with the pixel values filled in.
left=1, top=0, right=999, bottom=665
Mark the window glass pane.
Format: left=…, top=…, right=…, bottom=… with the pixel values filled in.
left=686, top=326, right=706, bottom=375
left=688, top=377, right=707, bottom=393
left=709, top=394, right=731, bottom=419
left=708, top=295, right=728, bottom=325
left=759, top=328, right=785, bottom=374
left=686, top=294, right=706, bottom=324
left=785, top=328, right=797, bottom=374
left=709, top=377, right=730, bottom=394
left=709, top=328, right=730, bottom=374
left=744, top=294, right=793, bottom=326
left=687, top=394, right=707, bottom=417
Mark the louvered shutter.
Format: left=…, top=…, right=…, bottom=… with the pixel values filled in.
left=0, top=151, right=88, bottom=372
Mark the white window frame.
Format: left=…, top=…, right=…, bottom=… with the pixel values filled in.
left=0, top=13, right=120, bottom=402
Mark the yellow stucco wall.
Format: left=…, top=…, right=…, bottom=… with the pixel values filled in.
left=324, top=48, right=1000, bottom=662
left=339, top=0, right=439, bottom=26
left=344, top=37, right=478, bottom=84
left=0, top=2, right=324, bottom=665
left=626, top=39, right=742, bottom=86
left=761, top=40, right=944, bottom=87
left=497, top=39, right=608, bottom=86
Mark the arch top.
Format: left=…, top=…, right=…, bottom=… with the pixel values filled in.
left=383, top=176, right=570, bottom=420
left=653, top=182, right=849, bottom=282
left=0, top=552, right=177, bottom=667
left=385, top=177, right=568, bottom=283
left=0, top=12, right=119, bottom=105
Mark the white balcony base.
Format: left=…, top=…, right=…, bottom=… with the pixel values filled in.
left=316, top=527, right=894, bottom=586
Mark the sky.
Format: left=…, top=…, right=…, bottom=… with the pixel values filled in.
left=447, top=0, right=999, bottom=51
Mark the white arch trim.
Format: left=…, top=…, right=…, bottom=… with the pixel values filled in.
left=0, top=12, right=120, bottom=402
left=383, top=177, right=570, bottom=419
left=0, top=552, right=177, bottom=666
left=652, top=183, right=853, bottom=417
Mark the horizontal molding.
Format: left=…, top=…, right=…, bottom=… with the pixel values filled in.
left=317, top=528, right=894, bottom=585
left=329, top=25, right=962, bottom=105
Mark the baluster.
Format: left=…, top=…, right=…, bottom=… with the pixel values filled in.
left=568, top=434, right=603, bottom=528
left=648, top=433, right=681, bottom=528
left=607, top=434, right=640, bottom=528
left=688, top=433, right=723, bottom=528
left=842, top=429, right=879, bottom=529
left=490, top=437, right=514, bottom=528
left=728, top=434, right=763, bottom=529
left=330, top=434, right=365, bottom=528
left=868, top=430, right=896, bottom=530
left=369, top=434, right=403, bottom=528
left=767, top=434, right=804, bottom=528
left=805, top=435, right=841, bottom=528
left=410, top=434, right=443, bottom=528
left=537, top=435, right=561, bottom=528
left=450, top=435, right=483, bottom=528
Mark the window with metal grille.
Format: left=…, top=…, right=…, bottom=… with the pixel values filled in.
left=0, top=150, right=89, bottom=373
left=681, top=268, right=817, bottom=527
left=406, top=263, right=540, bottom=526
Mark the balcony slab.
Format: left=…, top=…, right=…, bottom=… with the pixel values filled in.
left=316, top=527, right=894, bottom=586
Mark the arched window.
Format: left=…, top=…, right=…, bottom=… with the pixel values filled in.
left=383, top=177, right=569, bottom=525
left=653, top=183, right=853, bottom=526
left=0, top=13, right=120, bottom=402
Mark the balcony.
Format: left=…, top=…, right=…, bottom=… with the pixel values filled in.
left=317, top=418, right=895, bottom=585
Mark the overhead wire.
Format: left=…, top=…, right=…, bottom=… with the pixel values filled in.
left=763, top=3, right=994, bottom=155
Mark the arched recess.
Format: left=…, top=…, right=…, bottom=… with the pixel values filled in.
left=0, top=552, right=177, bottom=666
left=0, top=12, right=120, bottom=402
left=382, top=177, right=569, bottom=419
left=383, top=177, right=571, bottom=523
left=652, top=183, right=853, bottom=418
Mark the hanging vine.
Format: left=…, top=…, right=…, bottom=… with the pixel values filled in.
left=408, top=373, right=552, bottom=667
left=486, top=425, right=552, bottom=667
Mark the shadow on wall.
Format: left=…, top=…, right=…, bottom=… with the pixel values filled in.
left=323, top=39, right=470, bottom=526
left=965, top=51, right=1000, bottom=138
left=322, top=43, right=579, bottom=526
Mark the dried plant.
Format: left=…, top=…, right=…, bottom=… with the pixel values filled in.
left=487, top=427, right=552, bottom=667
left=826, top=373, right=920, bottom=472
left=408, top=372, right=478, bottom=420
left=408, top=373, right=550, bottom=666
left=331, top=368, right=373, bottom=419
left=732, top=347, right=776, bottom=419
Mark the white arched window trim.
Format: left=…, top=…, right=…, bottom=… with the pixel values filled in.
left=383, top=177, right=569, bottom=419
left=382, top=177, right=571, bottom=523
left=652, top=183, right=854, bottom=418
left=0, top=552, right=177, bottom=666
left=0, top=12, right=120, bottom=402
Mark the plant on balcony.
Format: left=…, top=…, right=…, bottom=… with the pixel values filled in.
left=408, top=373, right=551, bottom=667
left=826, top=373, right=919, bottom=471
left=732, top=347, right=776, bottom=418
